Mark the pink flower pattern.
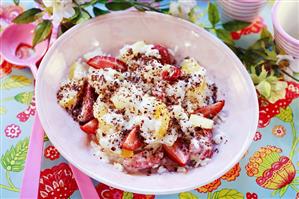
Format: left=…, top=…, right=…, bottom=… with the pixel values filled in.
left=253, top=132, right=262, bottom=141
left=4, top=124, right=21, bottom=138
left=17, top=97, right=36, bottom=122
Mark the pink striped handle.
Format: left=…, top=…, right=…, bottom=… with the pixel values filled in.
left=20, top=114, right=44, bottom=199
left=69, top=164, right=99, bottom=198
left=49, top=22, right=100, bottom=199
left=19, top=22, right=99, bottom=199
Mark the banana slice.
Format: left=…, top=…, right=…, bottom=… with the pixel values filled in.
left=111, top=85, right=141, bottom=114
left=181, top=57, right=206, bottom=76
left=186, top=80, right=207, bottom=106
left=153, top=102, right=170, bottom=139
left=189, top=114, right=214, bottom=129
left=93, top=99, right=113, bottom=133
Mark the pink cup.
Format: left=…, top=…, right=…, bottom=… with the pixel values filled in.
left=272, top=0, right=299, bottom=58
left=217, top=0, right=266, bottom=22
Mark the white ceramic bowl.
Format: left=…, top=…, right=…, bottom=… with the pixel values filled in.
left=272, top=0, right=299, bottom=58
left=36, top=11, right=258, bottom=194
left=218, top=0, right=266, bottom=22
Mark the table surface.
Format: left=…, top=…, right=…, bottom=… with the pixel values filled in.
left=1, top=1, right=298, bottom=198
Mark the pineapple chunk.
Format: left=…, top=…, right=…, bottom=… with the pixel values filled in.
left=153, top=102, right=170, bottom=138
left=57, top=79, right=84, bottom=110
left=131, top=41, right=147, bottom=54
left=181, top=57, right=206, bottom=75
left=93, top=99, right=114, bottom=133
left=119, top=41, right=161, bottom=63
left=111, top=87, right=133, bottom=110
left=119, top=41, right=146, bottom=62
left=189, top=114, right=214, bottom=129
left=111, top=85, right=142, bottom=113
left=121, top=149, right=134, bottom=158
left=93, top=99, right=108, bottom=119
left=186, top=80, right=207, bottom=105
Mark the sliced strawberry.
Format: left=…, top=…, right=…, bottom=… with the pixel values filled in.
left=163, top=141, right=190, bottom=166
left=194, top=100, right=225, bottom=118
left=161, top=66, right=181, bottom=81
left=87, top=56, right=127, bottom=72
left=153, top=44, right=174, bottom=65
left=77, top=83, right=97, bottom=123
left=123, top=150, right=163, bottom=173
left=121, top=126, right=142, bottom=151
left=190, top=129, right=213, bottom=154
left=80, top=119, right=98, bottom=135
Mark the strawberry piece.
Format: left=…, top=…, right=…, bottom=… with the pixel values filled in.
left=77, top=83, right=97, bottom=123
left=153, top=44, right=174, bottom=65
left=121, top=126, right=142, bottom=151
left=163, top=140, right=190, bottom=166
left=87, top=56, right=127, bottom=72
left=190, top=129, right=213, bottom=154
left=123, top=150, right=164, bottom=173
left=194, top=100, right=225, bottom=118
left=161, top=66, right=181, bottom=81
left=80, top=119, right=98, bottom=135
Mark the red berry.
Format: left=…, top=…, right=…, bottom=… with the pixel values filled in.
left=161, top=66, right=181, bottom=81
left=153, top=44, right=174, bottom=65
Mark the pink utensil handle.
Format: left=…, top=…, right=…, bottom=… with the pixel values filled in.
left=49, top=23, right=99, bottom=199
left=29, top=64, right=37, bottom=79
left=69, top=164, right=99, bottom=199
left=20, top=114, right=44, bottom=199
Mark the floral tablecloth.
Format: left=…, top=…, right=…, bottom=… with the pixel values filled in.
left=1, top=1, right=298, bottom=199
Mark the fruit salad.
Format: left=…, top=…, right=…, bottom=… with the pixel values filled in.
left=57, top=41, right=225, bottom=175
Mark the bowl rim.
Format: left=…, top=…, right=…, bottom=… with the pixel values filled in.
left=272, top=0, right=299, bottom=46
left=36, top=11, right=259, bottom=195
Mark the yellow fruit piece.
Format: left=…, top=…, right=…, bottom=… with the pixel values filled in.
left=153, top=102, right=170, bottom=138
left=181, top=58, right=204, bottom=75
left=68, top=62, right=77, bottom=79
left=111, top=91, right=131, bottom=110
left=111, top=87, right=140, bottom=115
left=93, top=101, right=114, bottom=133
left=58, top=97, right=76, bottom=110
left=121, top=149, right=134, bottom=158
left=93, top=101, right=108, bottom=119
left=186, top=80, right=207, bottom=105
left=57, top=80, right=84, bottom=110
left=189, top=114, right=214, bottom=129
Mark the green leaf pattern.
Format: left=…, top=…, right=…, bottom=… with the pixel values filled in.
left=276, top=107, right=293, bottom=123
left=212, top=189, right=243, bottom=199
left=1, top=138, right=29, bottom=172
left=0, top=75, right=32, bottom=90
left=122, top=192, right=133, bottom=199
left=14, top=91, right=33, bottom=105
left=0, top=107, right=7, bottom=115
left=179, top=192, right=198, bottom=199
